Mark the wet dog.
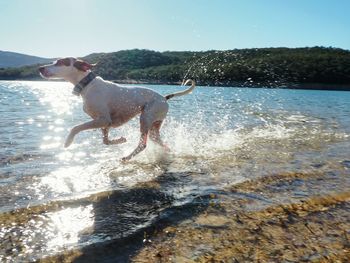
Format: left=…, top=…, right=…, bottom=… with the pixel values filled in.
left=39, top=57, right=195, bottom=161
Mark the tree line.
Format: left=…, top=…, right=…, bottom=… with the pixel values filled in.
left=1, top=47, right=350, bottom=88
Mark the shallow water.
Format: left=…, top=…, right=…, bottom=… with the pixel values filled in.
left=0, top=81, right=349, bottom=261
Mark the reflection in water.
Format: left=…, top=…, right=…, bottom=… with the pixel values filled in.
left=40, top=166, right=110, bottom=195
left=32, top=81, right=78, bottom=116
left=0, top=205, right=94, bottom=262
left=46, top=205, right=94, bottom=250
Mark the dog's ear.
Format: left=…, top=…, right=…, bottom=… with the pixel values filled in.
left=73, top=60, right=96, bottom=72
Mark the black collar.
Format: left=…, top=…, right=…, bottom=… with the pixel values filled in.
left=72, top=72, right=96, bottom=96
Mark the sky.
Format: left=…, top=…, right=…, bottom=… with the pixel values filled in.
left=0, top=0, right=349, bottom=58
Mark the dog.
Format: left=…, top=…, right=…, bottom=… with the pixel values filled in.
left=39, top=57, right=195, bottom=161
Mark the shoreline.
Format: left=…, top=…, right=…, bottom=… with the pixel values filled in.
left=1, top=78, right=350, bottom=91
left=35, top=171, right=350, bottom=262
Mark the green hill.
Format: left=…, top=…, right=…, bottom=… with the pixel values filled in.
left=1, top=47, right=350, bottom=89
left=0, top=50, right=52, bottom=68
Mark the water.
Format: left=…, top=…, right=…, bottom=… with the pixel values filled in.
left=0, top=80, right=350, bottom=261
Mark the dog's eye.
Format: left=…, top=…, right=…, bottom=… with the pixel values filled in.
left=55, top=60, right=64, bottom=66
left=62, top=58, right=71, bottom=66
left=55, top=59, right=70, bottom=66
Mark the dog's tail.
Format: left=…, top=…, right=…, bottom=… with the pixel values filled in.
left=165, top=79, right=196, bottom=100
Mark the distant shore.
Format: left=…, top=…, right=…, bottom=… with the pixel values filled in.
left=1, top=47, right=350, bottom=91
left=2, top=77, right=350, bottom=91
left=114, top=79, right=350, bottom=91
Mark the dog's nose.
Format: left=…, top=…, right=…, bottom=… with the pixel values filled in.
left=38, top=66, right=47, bottom=75
left=38, top=66, right=49, bottom=77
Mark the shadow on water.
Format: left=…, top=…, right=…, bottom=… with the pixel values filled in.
left=71, top=171, right=213, bottom=263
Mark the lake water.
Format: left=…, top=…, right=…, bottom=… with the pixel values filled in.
left=0, top=81, right=350, bottom=261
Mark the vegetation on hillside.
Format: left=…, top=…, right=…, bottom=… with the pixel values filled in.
left=0, top=50, right=52, bottom=68
left=1, top=47, right=350, bottom=88
left=0, top=64, right=40, bottom=79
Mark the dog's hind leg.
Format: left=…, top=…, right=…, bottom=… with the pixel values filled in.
left=121, top=107, right=153, bottom=162
left=121, top=101, right=168, bottom=162
left=149, top=120, right=170, bottom=151
left=121, top=132, right=148, bottom=162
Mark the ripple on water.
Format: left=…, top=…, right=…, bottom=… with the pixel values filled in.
left=0, top=81, right=350, bottom=260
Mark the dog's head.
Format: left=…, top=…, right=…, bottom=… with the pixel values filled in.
left=39, top=57, right=95, bottom=80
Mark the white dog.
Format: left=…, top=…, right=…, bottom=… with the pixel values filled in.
left=39, top=57, right=195, bottom=161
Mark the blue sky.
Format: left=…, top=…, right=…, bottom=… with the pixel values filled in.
left=0, top=0, right=349, bottom=57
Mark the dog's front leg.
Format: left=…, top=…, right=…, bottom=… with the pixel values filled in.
left=101, top=128, right=126, bottom=145
left=64, top=117, right=111, bottom=148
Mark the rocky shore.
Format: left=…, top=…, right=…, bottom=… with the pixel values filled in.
left=34, top=171, right=350, bottom=263
left=132, top=173, right=350, bottom=262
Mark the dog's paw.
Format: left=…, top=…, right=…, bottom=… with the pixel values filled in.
left=64, top=140, right=72, bottom=148
left=108, top=137, right=127, bottom=145
left=163, top=144, right=171, bottom=152
left=64, top=134, right=74, bottom=148
left=121, top=156, right=131, bottom=163
left=116, top=137, right=127, bottom=144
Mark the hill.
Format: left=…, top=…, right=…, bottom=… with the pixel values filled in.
left=0, top=47, right=350, bottom=89
left=0, top=50, right=52, bottom=68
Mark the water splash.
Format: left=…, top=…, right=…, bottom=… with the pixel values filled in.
left=0, top=81, right=350, bottom=261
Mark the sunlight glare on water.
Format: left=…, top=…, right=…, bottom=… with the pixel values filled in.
left=1, top=80, right=350, bottom=261
left=46, top=205, right=94, bottom=250
left=39, top=166, right=112, bottom=196
left=28, top=81, right=78, bottom=116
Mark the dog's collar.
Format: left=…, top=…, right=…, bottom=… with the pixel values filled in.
left=72, top=72, right=96, bottom=96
